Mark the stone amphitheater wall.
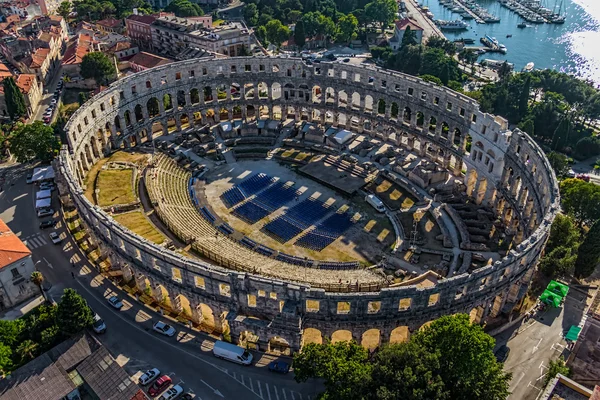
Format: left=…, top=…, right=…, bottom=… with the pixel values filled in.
left=58, top=56, right=559, bottom=351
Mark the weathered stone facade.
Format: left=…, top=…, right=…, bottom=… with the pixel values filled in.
left=58, top=56, right=559, bottom=352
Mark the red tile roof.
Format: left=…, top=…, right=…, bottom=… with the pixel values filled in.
left=30, top=48, right=50, bottom=68
left=16, top=74, right=36, bottom=94
left=128, top=51, right=171, bottom=69
left=0, top=63, right=12, bottom=80
left=5, top=15, right=20, bottom=24
left=63, top=33, right=95, bottom=65
left=126, top=14, right=157, bottom=25
left=96, top=18, right=123, bottom=29
left=0, top=219, right=30, bottom=269
left=395, top=18, right=424, bottom=31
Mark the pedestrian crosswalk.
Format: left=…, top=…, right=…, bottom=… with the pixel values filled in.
left=225, top=370, right=312, bottom=400
left=22, top=233, right=48, bottom=249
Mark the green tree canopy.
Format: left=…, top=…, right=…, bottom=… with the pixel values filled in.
left=400, top=25, right=417, bottom=48
left=364, top=0, right=396, bottom=31
left=294, top=19, right=306, bottom=48
left=574, top=219, right=600, bottom=278
left=243, top=3, right=259, bottom=25
left=56, top=289, right=93, bottom=337
left=57, top=1, right=72, bottom=19
left=546, top=151, right=570, bottom=177
left=336, top=13, right=358, bottom=44
left=0, top=343, right=12, bottom=376
left=80, top=52, right=116, bottom=85
left=165, top=0, right=204, bottom=17
left=545, top=357, right=571, bottom=386
left=8, top=121, right=60, bottom=162
left=293, top=314, right=510, bottom=400
left=426, top=36, right=455, bottom=55
left=560, top=178, right=600, bottom=227
left=3, top=76, right=27, bottom=120
left=265, top=19, right=291, bottom=47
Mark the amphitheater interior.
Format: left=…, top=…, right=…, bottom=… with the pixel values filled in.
left=57, top=56, right=559, bottom=353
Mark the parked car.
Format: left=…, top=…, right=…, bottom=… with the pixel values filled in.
left=212, top=340, right=253, bottom=365
left=180, top=393, right=195, bottom=400
left=267, top=360, right=290, bottom=374
left=159, top=385, right=184, bottom=400
left=138, top=368, right=160, bottom=385
left=49, top=231, right=62, bottom=244
left=107, top=296, right=123, bottom=309
left=567, top=169, right=576, bottom=178
left=26, top=173, right=33, bottom=184
left=152, top=321, right=176, bottom=337
left=92, top=313, right=106, bottom=334
left=494, top=345, right=510, bottom=363
left=39, top=219, right=56, bottom=229
left=40, top=182, right=55, bottom=191
left=148, top=375, right=172, bottom=397
left=37, top=208, right=54, bottom=218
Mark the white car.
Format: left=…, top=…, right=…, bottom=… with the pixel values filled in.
left=152, top=321, right=176, bottom=337
left=92, top=313, right=106, bottom=334
left=138, top=368, right=160, bottom=385
left=49, top=231, right=62, bottom=244
left=37, top=208, right=54, bottom=218
left=159, top=385, right=184, bottom=400
left=107, top=296, right=123, bottom=309
left=567, top=169, right=576, bottom=178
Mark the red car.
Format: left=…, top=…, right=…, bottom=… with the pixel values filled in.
left=148, top=375, right=172, bottom=397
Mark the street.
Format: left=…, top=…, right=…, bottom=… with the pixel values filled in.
left=32, top=66, right=63, bottom=123
left=495, top=286, right=591, bottom=400
left=0, top=162, right=318, bottom=400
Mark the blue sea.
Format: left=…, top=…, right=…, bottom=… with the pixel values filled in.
left=418, top=0, right=600, bottom=84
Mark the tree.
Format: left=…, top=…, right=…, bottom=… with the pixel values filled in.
left=56, top=288, right=93, bottom=337
left=265, top=19, right=290, bottom=47
left=575, top=136, right=600, bottom=159
left=560, top=178, right=600, bottom=227
left=243, top=3, right=258, bottom=25
left=426, top=36, right=455, bottom=55
left=16, top=339, right=37, bottom=363
left=519, top=74, right=531, bottom=118
left=0, top=320, right=24, bottom=347
left=293, top=341, right=372, bottom=398
left=30, top=271, right=44, bottom=298
left=518, top=118, right=535, bottom=136
left=498, top=61, right=512, bottom=81
left=3, top=77, right=27, bottom=120
left=336, top=13, right=358, bottom=44
left=545, top=357, right=570, bottom=386
left=574, top=219, right=600, bottom=278
left=57, top=1, right=72, bottom=19
left=8, top=121, right=60, bottom=162
left=165, top=0, right=203, bottom=17
left=413, top=315, right=511, bottom=400
left=400, top=25, right=416, bottom=48
left=294, top=20, right=306, bottom=48
left=0, top=343, right=12, bottom=376
left=364, top=0, right=396, bottom=31
left=546, top=151, right=569, bottom=177
left=80, top=52, right=116, bottom=85
left=545, top=214, right=580, bottom=252
left=539, top=245, right=578, bottom=277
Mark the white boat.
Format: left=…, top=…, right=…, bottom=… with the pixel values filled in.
left=498, top=44, right=507, bottom=54
left=435, top=19, right=469, bottom=30
left=522, top=62, right=535, bottom=72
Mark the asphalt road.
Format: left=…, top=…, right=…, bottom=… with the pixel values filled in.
left=32, top=66, right=63, bottom=123
left=0, top=162, right=319, bottom=400
left=494, top=286, right=591, bottom=400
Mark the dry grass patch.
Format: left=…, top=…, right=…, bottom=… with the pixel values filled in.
left=96, top=169, right=135, bottom=206
left=113, top=211, right=166, bottom=244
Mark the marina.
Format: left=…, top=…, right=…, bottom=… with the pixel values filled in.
left=498, top=0, right=566, bottom=24
left=438, top=0, right=501, bottom=24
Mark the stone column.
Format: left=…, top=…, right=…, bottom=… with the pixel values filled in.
left=135, top=273, right=147, bottom=293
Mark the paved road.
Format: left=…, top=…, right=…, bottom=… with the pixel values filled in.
left=494, top=287, right=591, bottom=400
left=32, top=66, right=63, bottom=123
left=0, top=163, right=319, bottom=400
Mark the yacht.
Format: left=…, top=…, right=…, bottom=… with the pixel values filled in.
left=498, top=44, right=507, bottom=54
left=435, top=20, right=469, bottom=30
left=523, top=62, right=535, bottom=72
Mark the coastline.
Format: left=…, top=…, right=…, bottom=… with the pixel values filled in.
left=404, top=0, right=446, bottom=39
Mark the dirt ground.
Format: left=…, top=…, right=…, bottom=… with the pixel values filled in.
left=397, top=208, right=445, bottom=251
left=203, top=160, right=396, bottom=265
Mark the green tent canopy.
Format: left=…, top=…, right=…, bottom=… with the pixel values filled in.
left=565, top=325, right=582, bottom=342
left=547, top=280, right=569, bottom=298
left=540, top=289, right=562, bottom=307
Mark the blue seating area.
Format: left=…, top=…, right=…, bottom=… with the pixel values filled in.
left=262, top=198, right=332, bottom=243
left=199, top=206, right=216, bottom=224
left=217, top=223, right=234, bottom=236
left=232, top=181, right=298, bottom=224
left=296, top=212, right=355, bottom=251
left=232, top=201, right=271, bottom=224
left=276, top=253, right=310, bottom=266
left=220, top=173, right=274, bottom=208
left=256, top=245, right=275, bottom=257
left=318, top=261, right=360, bottom=270
left=240, top=237, right=258, bottom=249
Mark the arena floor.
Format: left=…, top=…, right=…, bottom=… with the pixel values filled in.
left=202, top=159, right=396, bottom=265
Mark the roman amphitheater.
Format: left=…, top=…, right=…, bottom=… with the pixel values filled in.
left=57, top=56, right=559, bottom=354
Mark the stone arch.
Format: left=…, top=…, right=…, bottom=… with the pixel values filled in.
left=464, top=134, right=473, bottom=153
left=124, top=110, right=132, bottom=127
left=198, top=303, right=215, bottom=327
left=361, top=328, right=381, bottom=350
left=147, top=97, right=159, bottom=118
left=139, top=128, right=148, bottom=143
left=312, top=85, right=322, bottom=103
left=331, top=329, right=353, bottom=343
left=232, top=105, right=242, bottom=119
left=302, top=327, right=323, bottom=345
left=429, top=116, right=437, bottom=133
left=96, top=128, right=106, bottom=148
left=217, top=83, right=228, bottom=100
left=466, top=168, right=478, bottom=197
left=403, top=107, right=412, bottom=123
left=114, top=115, right=122, bottom=134
left=364, top=95, right=373, bottom=113
left=190, top=88, right=200, bottom=105
left=151, top=121, right=164, bottom=138
left=389, top=326, right=410, bottom=343
left=238, top=330, right=260, bottom=350
left=416, top=111, right=424, bottom=128
left=177, top=90, right=186, bottom=109
left=338, top=90, right=348, bottom=108
left=268, top=336, right=291, bottom=356
left=193, top=111, right=202, bottom=125
left=441, top=122, right=449, bottom=138
left=453, top=128, right=462, bottom=148
left=325, top=87, right=335, bottom=104
left=246, top=105, right=256, bottom=120
left=258, top=105, right=269, bottom=119
left=283, top=83, right=294, bottom=101
left=134, top=104, right=144, bottom=123
left=175, top=293, right=192, bottom=318
left=163, top=93, right=173, bottom=111
left=166, top=116, right=176, bottom=132
left=351, top=92, right=361, bottom=109
left=298, top=84, right=310, bottom=102
left=258, top=82, right=268, bottom=99
left=203, top=86, right=213, bottom=102
left=377, top=99, right=386, bottom=115
left=272, top=105, right=282, bottom=120
left=219, top=107, right=229, bottom=121
left=230, top=83, right=241, bottom=99
left=391, top=102, right=399, bottom=119
left=271, top=82, right=281, bottom=100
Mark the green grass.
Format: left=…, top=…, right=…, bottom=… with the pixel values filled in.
left=113, top=211, right=166, bottom=244
left=96, top=169, right=135, bottom=206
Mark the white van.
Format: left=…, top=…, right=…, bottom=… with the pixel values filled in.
left=366, top=194, right=385, bottom=212
left=212, top=340, right=253, bottom=365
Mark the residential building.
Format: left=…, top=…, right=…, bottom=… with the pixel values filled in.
left=108, top=41, right=139, bottom=60
left=35, top=0, right=60, bottom=16
left=0, top=218, right=37, bottom=309
left=96, top=17, right=125, bottom=34
left=390, top=18, right=424, bottom=50
left=1, top=1, right=41, bottom=18
left=15, top=73, right=42, bottom=114
left=62, top=33, right=99, bottom=76
left=125, top=13, right=158, bottom=50
left=151, top=15, right=253, bottom=58
left=0, top=332, right=147, bottom=400
left=568, top=292, right=600, bottom=387
left=127, top=50, right=171, bottom=72
left=539, top=374, right=600, bottom=400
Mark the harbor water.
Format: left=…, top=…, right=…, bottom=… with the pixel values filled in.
left=417, top=0, right=600, bottom=83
